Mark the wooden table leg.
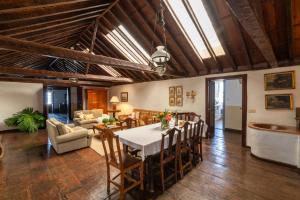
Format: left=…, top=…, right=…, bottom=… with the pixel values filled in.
left=147, top=155, right=155, bottom=194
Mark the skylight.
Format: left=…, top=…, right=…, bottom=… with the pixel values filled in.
left=104, top=25, right=151, bottom=65
left=83, top=48, right=122, bottom=77
left=164, top=0, right=225, bottom=59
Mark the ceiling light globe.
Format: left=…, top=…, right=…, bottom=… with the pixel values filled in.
left=151, top=46, right=170, bottom=65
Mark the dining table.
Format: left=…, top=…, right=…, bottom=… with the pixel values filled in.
left=114, top=122, right=207, bottom=192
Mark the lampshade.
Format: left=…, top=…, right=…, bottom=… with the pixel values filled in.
left=110, top=96, right=120, bottom=103
left=151, top=46, right=170, bottom=65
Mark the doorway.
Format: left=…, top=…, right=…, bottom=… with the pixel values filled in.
left=206, top=74, right=247, bottom=146
left=46, top=86, right=71, bottom=123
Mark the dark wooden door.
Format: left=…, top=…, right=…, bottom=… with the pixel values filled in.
left=208, top=80, right=216, bottom=138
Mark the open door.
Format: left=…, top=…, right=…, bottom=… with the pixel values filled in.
left=207, top=80, right=215, bottom=138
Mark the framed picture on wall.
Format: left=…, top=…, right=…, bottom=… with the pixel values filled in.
left=169, top=96, right=175, bottom=106
left=264, top=71, right=295, bottom=90
left=120, top=92, right=128, bottom=102
left=169, top=86, right=175, bottom=97
left=175, top=86, right=183, bottom=96
left=265, top=94, right=293, bottom=110
left=176, top=96, right=183, bottom=107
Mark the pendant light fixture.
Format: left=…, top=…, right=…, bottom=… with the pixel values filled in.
left=150, top=0, right=170, bottom=76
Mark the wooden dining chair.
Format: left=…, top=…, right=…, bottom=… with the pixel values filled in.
left=178, top=121, right=193, bottom=179
left=100, top=129, right=144, bottom=200
left=188, top=112, right=201, bottom=122
left=159, top=128, right=181, bottom=192
left=119, top=117, right=138, bottom=129
left=191, top=119, right=205, bottom=165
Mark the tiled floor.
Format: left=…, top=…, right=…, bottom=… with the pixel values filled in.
left=0, top=129, right=300, bottom=200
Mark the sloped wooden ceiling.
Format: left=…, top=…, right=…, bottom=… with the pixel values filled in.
left=0, top=0, right=299, bottom=87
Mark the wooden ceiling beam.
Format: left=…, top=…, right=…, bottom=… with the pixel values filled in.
left=78, top=37, right=146, bottom=81
left=0, top=35, right=154, bottom=72
left=0, top=66, right=133, bottom=83
left=226, top=0, right=278, bottom=67
left=0, top=76, right=113, bottom=87
left=85, top=19, right=99, bottom=74
left=79, top=0, right=119, bottom=41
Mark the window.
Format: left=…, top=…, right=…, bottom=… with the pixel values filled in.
left=47, top=91, right=52, bottom=105
left=104, top=25, right=151, bottom=65
left=164, top=0, right=225, bottom=59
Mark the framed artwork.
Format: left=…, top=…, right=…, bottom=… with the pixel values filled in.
left=176, top=86, right=183, bottom=96
left=265, top=94, right=293, bottom=110
left=169, top=96, right=175, bottom=106
left=169, top=86, right=175, bottom=97
left=176, top=96, right=183, bottom=107
left=120, top=92, right=128, bottom=102
left=264, top=71, right=295, bottom=91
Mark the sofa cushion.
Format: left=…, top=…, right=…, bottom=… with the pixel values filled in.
left=78, top=119, right=98, bottom=125
left=84, top=114, right=94, bottom=120
left=91, top=109, right=103, bottom=118
left=56, top=131, right=88, bottom=144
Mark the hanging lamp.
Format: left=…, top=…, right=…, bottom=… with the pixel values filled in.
left=150, top=0, right=170, bottom=76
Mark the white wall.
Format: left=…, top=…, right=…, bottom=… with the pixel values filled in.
left=0, top=82, right=43, bottom=131
left=110, top=65, right=300, bottom=145
left=224, top=79, right=242, bottom=130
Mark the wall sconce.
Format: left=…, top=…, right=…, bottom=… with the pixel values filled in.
left=186, top=90, right=196, bottom=102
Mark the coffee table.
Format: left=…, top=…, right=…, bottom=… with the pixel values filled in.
left=93, top=124, right=122, bottom=135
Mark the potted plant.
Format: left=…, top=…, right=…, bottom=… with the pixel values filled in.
left=4, top=107, right=46, bottom=133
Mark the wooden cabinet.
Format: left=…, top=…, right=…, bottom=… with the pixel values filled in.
left=86, top=89, right=108, bottom=113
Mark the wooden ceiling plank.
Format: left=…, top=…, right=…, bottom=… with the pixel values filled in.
left=7, top=15, right=96, bottom=37
left=0, top=66, right=133, bottom=83
left=287, top=0, right=294, bottom=61
left=0, top=10, right=103, bottom=35
left=226, top=0, right=278, bottom=67
left=0, top=2, right=109, bottom=24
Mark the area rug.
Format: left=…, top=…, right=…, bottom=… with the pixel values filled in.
left=89, top=130, right=123, bottom=156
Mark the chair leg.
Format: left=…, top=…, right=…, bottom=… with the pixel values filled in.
left=179, top=153, right=183, bottom=179
left=140, top=162, right=144, bottom=190
left=160, top=164, right=165, bottom=192
left=107, top=165, right=110, bottom=194
left=175, top=156, right=178, bottom=183
left=120, top=172, right=125, bottom=200
left=200, top=143, right=203, bottom=161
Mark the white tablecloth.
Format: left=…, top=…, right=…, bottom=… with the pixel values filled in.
left=115, top=123, right=207, bottom=160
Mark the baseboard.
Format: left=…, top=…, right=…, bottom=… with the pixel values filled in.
left=0, top=129, right=18, bottom=134
left=250, top=153, right=298, bottom=169
left=224, top=128, right=242, bottom=133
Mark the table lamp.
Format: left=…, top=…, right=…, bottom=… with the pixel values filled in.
left=110, top=96, right=120, bottom=110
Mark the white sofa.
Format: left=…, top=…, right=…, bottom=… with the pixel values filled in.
left=46, top=119, right=92, bottom=154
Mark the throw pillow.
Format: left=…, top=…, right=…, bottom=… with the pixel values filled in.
left=79, top=113, right=84, bottom=119
left=56, top=124, right=72, bottom=135
left=75, top=112, right=83, bottom=118
left=84, top=114, right=94, bottom=120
